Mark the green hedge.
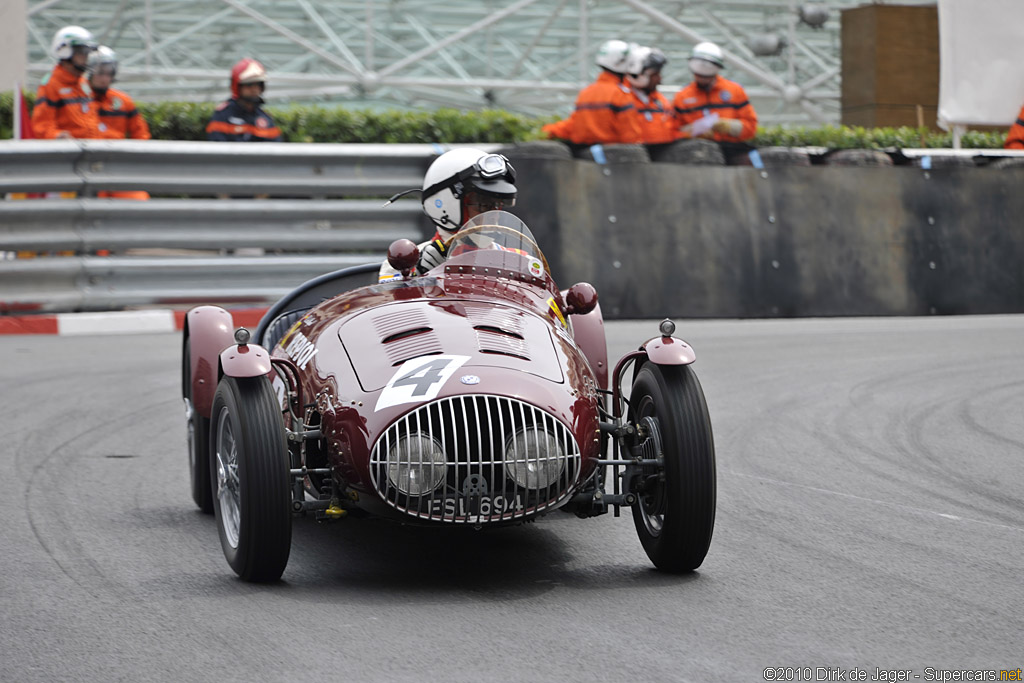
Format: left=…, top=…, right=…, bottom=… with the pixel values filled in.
left=1, top=90, right=1010, bottom=148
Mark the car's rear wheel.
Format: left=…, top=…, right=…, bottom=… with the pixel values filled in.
left=628, top=363, right=716, bottom=572
left=183, top=338, right=213, bottom=513
left=210, top=376, right=292, bottom=582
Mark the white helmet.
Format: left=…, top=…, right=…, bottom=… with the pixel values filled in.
left=421, top=148, right=517, bottom=236
left=595, top=40, right=634, bottom=75
left=689, top=41, right=724, bottom=76
left=87, top=45, right=118, bottom=77
left=625, top=46, right=667, bottom=89
left=624, top=46, right=651, bottom=78
left=51, top=25, right=97, bottom=62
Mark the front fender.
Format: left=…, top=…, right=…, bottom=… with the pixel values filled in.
left=641, top=335, right=696, bottom=365
left=186, top=306, right=236, bottom=417
left=219, top=344, right=272, bottom=378
left=610, top=336, right=696, bottom=419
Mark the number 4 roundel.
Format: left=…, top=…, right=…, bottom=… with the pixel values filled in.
left=374, top=355, right=471, bottom=411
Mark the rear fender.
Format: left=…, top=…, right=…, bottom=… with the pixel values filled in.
left=570, top=301, right=609, bottom=390
left=185, top=306, right=236, bottom=418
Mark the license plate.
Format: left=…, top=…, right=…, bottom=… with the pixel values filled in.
left=428, top=494, right=524, bottom=517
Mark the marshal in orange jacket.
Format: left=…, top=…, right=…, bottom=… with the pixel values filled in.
left=542, top=71, right=642, bottom=145
left=94, top=87, right=151, bottom=140
left=629, top=88, right=680, bottom=145
left=672, top=76, right=758, bottom=143
left=1005, top=104, right=1024, bottom=150
left=32, top=64, right=111, bottom=139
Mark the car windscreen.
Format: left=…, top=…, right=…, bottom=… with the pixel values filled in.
left=443, top=210, right=552, bottom=281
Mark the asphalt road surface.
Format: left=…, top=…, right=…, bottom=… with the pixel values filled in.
left=1, top=316, right=1022, bottom=682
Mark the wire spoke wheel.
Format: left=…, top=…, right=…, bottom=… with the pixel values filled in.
left=214, top=412, right=242, bottom=548
left=628, top=363, right=716, bottom=572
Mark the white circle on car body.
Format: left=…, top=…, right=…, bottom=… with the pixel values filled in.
left=460, top=375, right=480, bottom=385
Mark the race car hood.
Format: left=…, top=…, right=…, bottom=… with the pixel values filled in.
left=339, top=299, right=564, bottom=391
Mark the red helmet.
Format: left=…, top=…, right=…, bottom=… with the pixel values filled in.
left=230, top=58, right=268, bottom=98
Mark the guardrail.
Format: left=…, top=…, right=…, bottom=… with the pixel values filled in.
left=0, top=139, right=498, bottom=196
left=0, top=140, right=508, bottom=312
left=0, top=199, right=421, bottom=252
left=0, top=254, right=374, bottom=312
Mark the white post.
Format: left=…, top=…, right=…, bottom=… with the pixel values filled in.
left=13, top=82, right=21, bottom=140
left=952, top=124, right=966, bottom=149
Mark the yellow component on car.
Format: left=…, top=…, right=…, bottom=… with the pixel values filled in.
left=324, top=505, right=347, bottom=519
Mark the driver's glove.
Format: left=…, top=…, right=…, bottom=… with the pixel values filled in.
left=417, top=238, right=448, bottom=274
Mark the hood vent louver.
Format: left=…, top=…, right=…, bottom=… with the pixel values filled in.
left=382, top=327, right=432, bottom=344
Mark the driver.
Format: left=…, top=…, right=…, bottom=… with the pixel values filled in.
left=379, top=148, right=518, bottom=282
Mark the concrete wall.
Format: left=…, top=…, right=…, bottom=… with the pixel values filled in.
left=506, top=157, right=1024, bottom=319
left=0, top=0, right=28, bottom=93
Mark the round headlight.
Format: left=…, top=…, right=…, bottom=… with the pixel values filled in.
left=504, top=428, right=565, bottom=489
left=386, top=434, right=447, bottom=496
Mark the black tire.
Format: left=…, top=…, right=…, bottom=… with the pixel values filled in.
left=183, top=338, right=213, bottom=514
left=574, top=143, right=650, bottom=163
left=913, top=155, right=976, bottom=168
left=757, top=146, right=813, bottom=167
left=987, top=157, right=1024, bottom=169
left=210, top=376, right=292, bottom=582
left=825, top=149, right=893, bottom=166
left=628, top=363, right=716, bottom=572
left=648, top=139, right=725, bottom=165
left=497, top=140, right=573, bottom=160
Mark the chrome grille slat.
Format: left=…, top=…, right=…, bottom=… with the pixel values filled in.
left=369, top=394, right=582, bottom=524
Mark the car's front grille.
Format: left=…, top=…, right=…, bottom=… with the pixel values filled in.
left=369, top=394, right=581, bottom=523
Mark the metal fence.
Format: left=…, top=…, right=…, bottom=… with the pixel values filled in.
left=0, top=140, right=499, bottom=312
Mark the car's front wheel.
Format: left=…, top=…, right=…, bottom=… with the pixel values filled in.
left=628, top=363, right=716, bottom=572
left=210, top=375, right=292, bottom=582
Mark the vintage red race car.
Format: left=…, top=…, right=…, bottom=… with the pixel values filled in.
left=181, top=211, right=715, bottom=582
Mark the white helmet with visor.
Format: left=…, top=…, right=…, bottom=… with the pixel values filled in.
left=421, top=148, right=517, bottom=236
left=51, top=25, right=97, bottom=62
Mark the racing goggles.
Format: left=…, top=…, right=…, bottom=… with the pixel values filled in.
left=474, top=153, right=516, bottom=182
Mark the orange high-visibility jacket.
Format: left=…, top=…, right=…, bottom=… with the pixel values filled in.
left=630, top=88, right=680, bottom=145
left=94, top=87, right=151, bottom=140
left=542, top=71, right=642, bottom=145
left=32, top=65, right=110, bottom=139
left=1005, top=104, right=1024, bottom=150
left=672, top=76, right=758, bottom=143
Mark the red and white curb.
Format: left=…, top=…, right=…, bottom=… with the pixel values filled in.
left=0, top=308, right=268, bottom=336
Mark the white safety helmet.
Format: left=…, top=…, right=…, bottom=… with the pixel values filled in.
left=421, top=148, right=517, bottom=236
left=624, top=46, right=651, bottom=79
left=689, top=41, right=724, bottom=77
left=51, top=25, right=97, bottom=62
left=625, top=46, right=667, bottom=89
left=87, top=45, right=118, bottom=77
left=595, top=39, right=634, bottom=75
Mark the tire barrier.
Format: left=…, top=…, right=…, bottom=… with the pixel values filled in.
left=648, top=139, right=725, bottom=165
